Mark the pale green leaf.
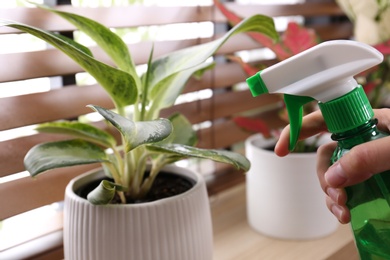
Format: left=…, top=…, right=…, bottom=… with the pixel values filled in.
left=89, top=105, right=172, bottom=152
left=147, top=144, right=251, bottom=171
left=0, top=21, right=137, bottom=108
left=36, top=121, right=116, bottom=148
left=34, top=3, right=141, bottom=89
left=87, top=180, right=127, bottom=205
left=146, top=62, right=215, bottom=119
left=147, top=14, right=278, bottom=92
left=24, top=139, right=109, bottom=177
left=139, top=44, right=155, bottom=120
left=52, top=32, right=93, bottom=57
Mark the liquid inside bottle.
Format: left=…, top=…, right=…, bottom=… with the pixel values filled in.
left=331, top=119, right=390, bottom=259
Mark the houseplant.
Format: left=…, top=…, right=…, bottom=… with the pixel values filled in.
left=214, top=0, right=339, bottom=239
left=0, top=2, right=280, bottom=259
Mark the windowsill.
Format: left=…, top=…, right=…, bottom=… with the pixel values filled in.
left=0, top=182, right=358, bottom=260
left=211, top=184, right=359, bottom=260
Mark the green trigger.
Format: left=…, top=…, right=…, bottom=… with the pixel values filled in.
left=284, top=94, right=315, bottom=151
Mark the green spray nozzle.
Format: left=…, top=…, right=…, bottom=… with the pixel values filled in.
left=247, top=72, right=314, bottom=151
left=246, top=40, right=383, bottom=151
left=247, top=72, right=269, bottom=96
left=283, top=94, right=315, bottom=151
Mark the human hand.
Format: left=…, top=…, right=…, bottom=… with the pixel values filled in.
left=274, top=108, right=390, bottom=223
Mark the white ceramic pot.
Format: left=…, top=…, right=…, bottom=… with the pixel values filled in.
left=245, top=134, right=339, bottom=240
left=64, top=165, right=213, bottom=260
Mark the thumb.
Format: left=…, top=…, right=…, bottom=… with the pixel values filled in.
left=325, top=135, right=390, bottom=188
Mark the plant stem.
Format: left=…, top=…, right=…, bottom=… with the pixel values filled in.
left=103, top=163, right=127, bottom=204
left=137, top=158, right=164, bottom=198
left=130, top=148, right=148, bottom=196
left=118, top=191, right=126, bottom=204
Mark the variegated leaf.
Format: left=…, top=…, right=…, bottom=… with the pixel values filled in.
left=24, top=139, right=109, bottom=177
left=89, top=105, right=172, bottom=152
left=36, top=121, right=116, bottom=148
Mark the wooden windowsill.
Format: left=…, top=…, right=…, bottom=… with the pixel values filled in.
left=211, top=183, right=359, bottom=260
left=1, top=181, right=359, bottom=260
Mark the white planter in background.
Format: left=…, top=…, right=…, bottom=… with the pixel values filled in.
left=245, top=134, right=339, bottom=240
left=64, top=165, right=213, bottom=260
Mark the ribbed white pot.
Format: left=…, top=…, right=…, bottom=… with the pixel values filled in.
left=245, top=134, right=339, bottom=240
left=64, top=165, right=213, bottom=260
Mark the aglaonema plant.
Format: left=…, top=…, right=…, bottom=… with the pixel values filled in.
left=1, top=3, right=278, bottom=205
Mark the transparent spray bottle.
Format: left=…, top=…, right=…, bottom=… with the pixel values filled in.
left=246, top=40, right=390, bottom=259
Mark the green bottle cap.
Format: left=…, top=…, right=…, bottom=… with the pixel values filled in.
left=319, top=85, right=374, bottom=134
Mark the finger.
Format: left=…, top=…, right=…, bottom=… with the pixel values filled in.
left=274, top=126, right=290, bottom=156
left=299, top=109, right=328, bottom=138
left=275, top=108, right=390, bottom=157
left=275, top=110, right=327, bottom=157
left=374, top=108, right=390, bottom=133
left=326, top=187, right=348, bottom=206
left=326, top=196, right=351, bottom=224
left=325, top=135, right=390, bottom=188
left=317, top=142, right=337, bottom=192
left=317, top=142, right=349, bottom=218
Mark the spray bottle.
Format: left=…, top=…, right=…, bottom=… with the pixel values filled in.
left=247, top=40, right=390, bottom=259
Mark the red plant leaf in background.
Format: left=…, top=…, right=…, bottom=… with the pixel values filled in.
left=213, top=0, right=286, bottom=59
left=213, top=0, right=242, bottom=25
left=363, top=82, right=378, bottom=95
left=233, top=117, right=272, bottom=138
left=374, top=39, right=390, bottom=55
left=213, top=0, right=319, bottom=61
left=281, top=22, right=318, bottom=57
left=227, top=55, right=259, bottom=76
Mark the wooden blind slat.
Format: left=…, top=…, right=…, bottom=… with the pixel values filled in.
left=0, top=165, right=99, bottom=220
left=161, top=90, right=282, bottom=124
left=198, top=110, right=285, bottom=149
left=219, top=2, right=345, bottom=19
left=314, top=22, right=353, bottom=41
left=0, top=85, right=113, bottom=131
left=0, top=6, right=215, bottom=34
left=0, top=3, right=345, bottom=34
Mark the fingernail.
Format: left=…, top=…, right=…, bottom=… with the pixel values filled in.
left=326, top=187, right=339, bottom=203
left=325, top=163, right=347, bottom=187
left=330, top=204, right=344, bottom=222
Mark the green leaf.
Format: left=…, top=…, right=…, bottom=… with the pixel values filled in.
left=140, top=44, right=155, bottom=120
left=147, top=144, right=251, bottom=171
left=87, top=180, right=127, bottom=205
left=147, top=62, right=215, bottom=118
left=52, top=32, right=93, bottom=57
left=24, top=139, right=109, bottom=177
left=88, top=105, right=172, bottom=152
left=36, top=121, right=116, bottom=148
left=147, top=14, right=278, bottom=92
left=34, top=3, right=141, bottom=89
left=0, top=20, right=137, bottom=108
left=159, top=113, right=197, bottom=146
